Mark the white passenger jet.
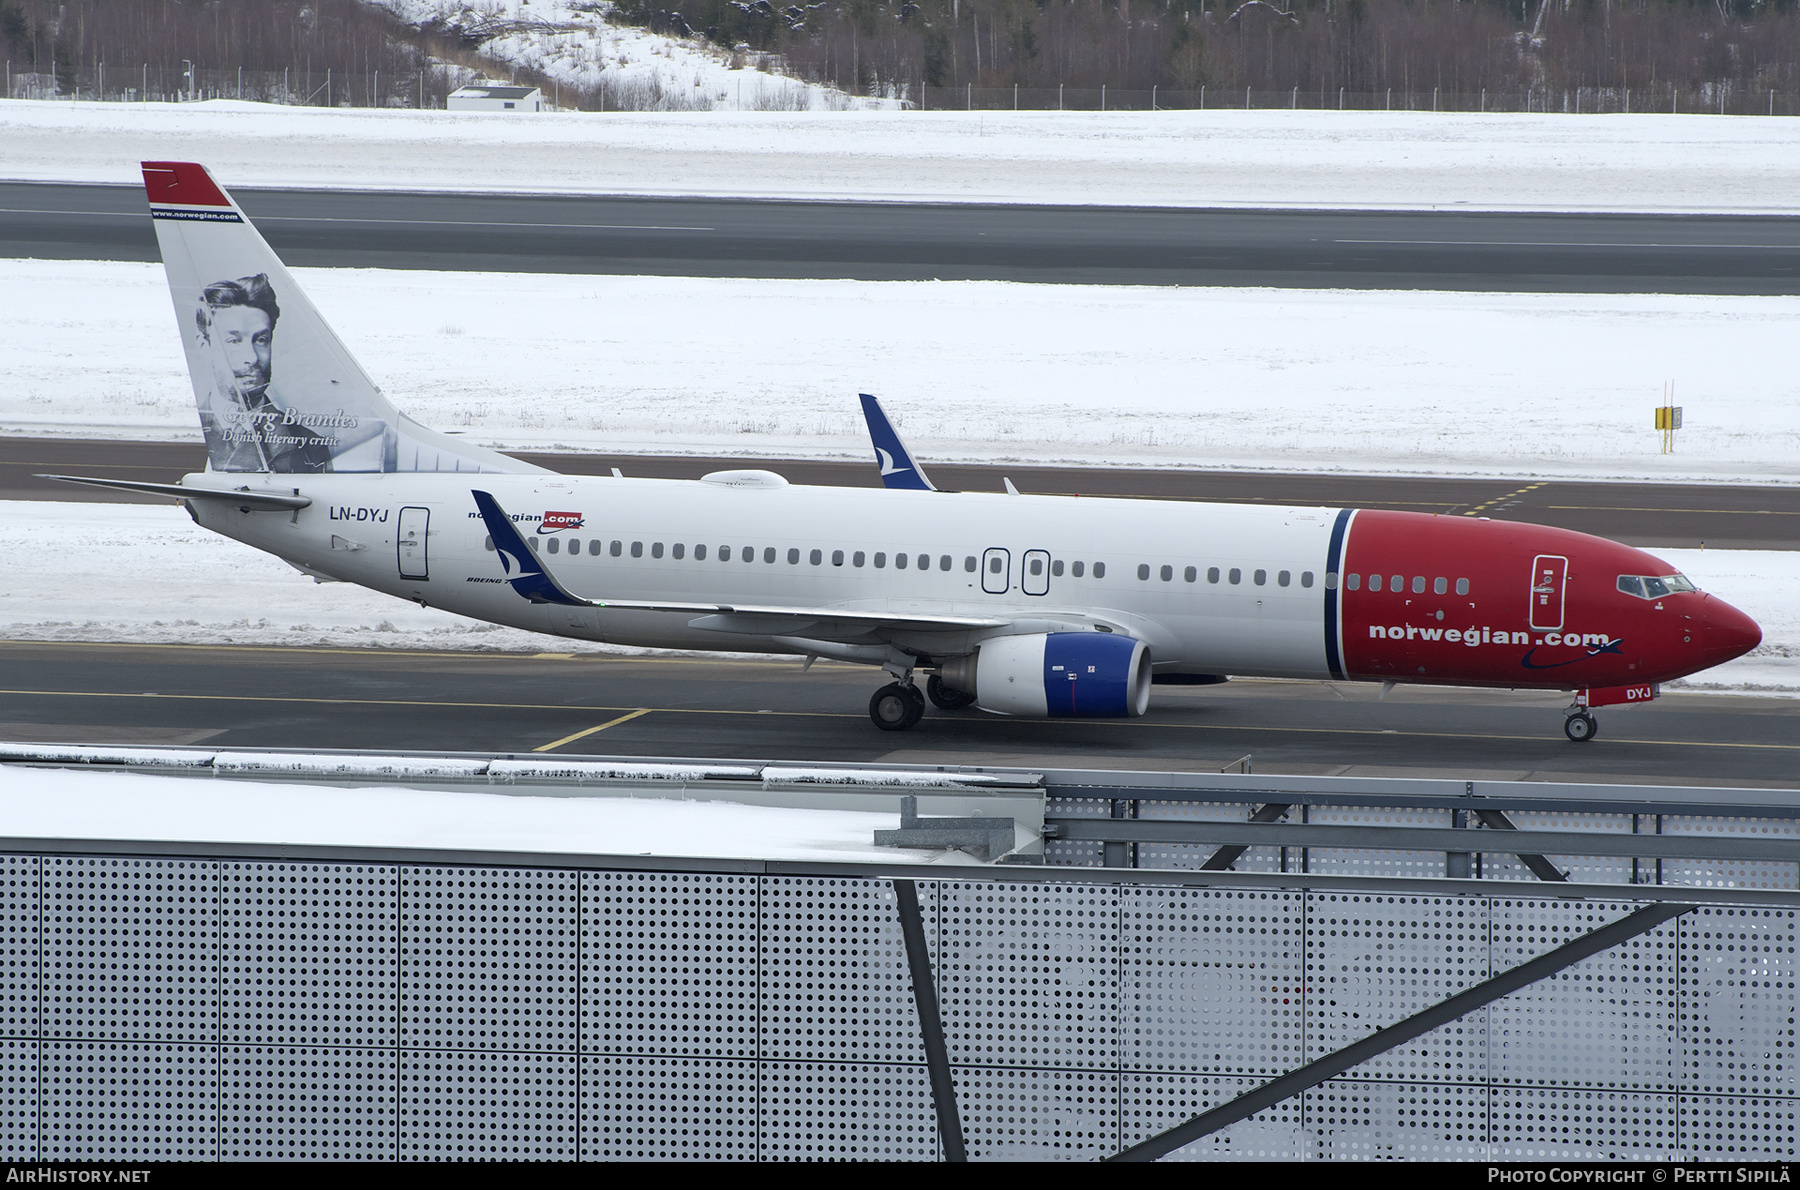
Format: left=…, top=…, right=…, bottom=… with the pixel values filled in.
left=47, top=163, right=1762, bottom=740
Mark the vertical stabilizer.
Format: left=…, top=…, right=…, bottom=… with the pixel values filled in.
left=858, top=393, right=937, bottom=491
left=143, top=161, right=540, bottom=475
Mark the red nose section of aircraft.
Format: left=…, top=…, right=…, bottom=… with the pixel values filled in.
left=1335, top=510, right=1760, bottom=689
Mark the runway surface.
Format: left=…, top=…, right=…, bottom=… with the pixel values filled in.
left=6, top=182, right=1800, bottom=293
left=7, top=437, right=1796, bottom=550
left=0, top=641, right=1792, bottom=787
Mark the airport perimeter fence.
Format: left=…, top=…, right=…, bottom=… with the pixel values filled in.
left=0, top=837, right=1792, bottom=1162
left=9, top=61, right=1800, bottom=117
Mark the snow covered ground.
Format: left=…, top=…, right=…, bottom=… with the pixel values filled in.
left=5, top=97, right=1800, bottom=211
left=0, top=763, right=931, bottom=861
left=4, top=259, right=1795, bottom=484
left=0, top=500, right=1790, bottom=692
left=368, top=0, right=868, bottom=112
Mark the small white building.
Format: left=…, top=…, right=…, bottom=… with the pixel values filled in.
left=447, top=83, right=544, bottom=112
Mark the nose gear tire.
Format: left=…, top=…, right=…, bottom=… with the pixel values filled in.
left=1563, top=711, right=1598, bottom=743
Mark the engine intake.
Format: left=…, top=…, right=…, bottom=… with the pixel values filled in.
left=960, top=631, right=1151, bottom=718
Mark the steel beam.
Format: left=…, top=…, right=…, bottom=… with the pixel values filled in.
left=1199, top=802, right=1291, bottom=871
left=1049, top=817, right=1800, bottom=863
left=893, top=879, right=966, bottom=1162
left=1109, top=900, right=1694, bottom=1162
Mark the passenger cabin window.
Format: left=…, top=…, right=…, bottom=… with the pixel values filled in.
left=939, top=555, right=952, bottom=572
left=1391, top=574, right=1403, bottom=592
left=547, top=537, right=560, bottom=554
left=764, top=547, right=776, bottom=564
left=832, top=550, right=844, bottom=566
left=1455, top=578, right=1470, bottom=595
left=484, top=536, right=495, bottom=551
left=1053, top=560, right=1066, bottom=577
left=1325, top=572, right=1339, bottom=590
left=1228, top=568, right=1241, bottom=585
left=811, top=549, right=823, bottom=565
left=875, top=552, right=887, bottom=568
left=896, top=553, right=908, bottom=570
left=1207, top=567, right=1220, bottom=584
left=1412, top=576, right=1426, bottom=593
left=1346, top=573, right=1360, bottom=590
left=1368, top=574, right=1381, bottom=591
left=718, top=545, right=730, bottom=561
left=672, top=543, right=684, bottom=559
left=1160, top=565, right=1173, bottom=581
left=695, top=544, right=707, bottom=560
left=744, top=547, right=755, bottom=563
left=917, top=554, right=930, bottom=570
left=988, top=556, right=1002, bottom=574
left=610, top=540, right=622, bottom=557
left=652, top=542, right=664, bottom=559
left=567, top=537, right=580, bottom=553
left=1071, top=561, right=1085, bottom=578
left=1137, top=564, right=1150, bottom=581
left=528, top=538, right=539, bottom=552
left=854, top=551, right=866, bottom=567
left=1278, top=570, right=1290, bottom=587
left=1433, top=577, right=1446, bottom=594
left=1184, top=566, right=1196, bottom=582
left=788, top=548, right=800, bottom=565
left=1254, top=569, right=1266, bottom=586
left=589, top=540, right=602, bottom=556
left=631, top=541, right=643, bottom=558
left=1301, top=571, right=1314, bottom=588
left=964, top=556, right=977, bottom=572
left=1093, top=562, right=1106, bottom=578
left=1031, top=557, right=1046, bottom=577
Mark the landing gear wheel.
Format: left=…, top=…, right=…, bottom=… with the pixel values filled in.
left=1564, top=711, right=1598, bottom=743
left=927, top=673, right=977, bottom=710
left=870, top=682, right=925, bottom=731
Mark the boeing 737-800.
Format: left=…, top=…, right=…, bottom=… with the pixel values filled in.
left=46, top=163, right=1763, bottom=741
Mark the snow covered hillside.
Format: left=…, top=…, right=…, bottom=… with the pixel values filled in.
left=369, top=0, right=868, bottom=110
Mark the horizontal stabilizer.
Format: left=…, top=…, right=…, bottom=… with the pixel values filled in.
left=859, top=393, right=936, bottom=491
left=37, top=474, right=311, bottom=511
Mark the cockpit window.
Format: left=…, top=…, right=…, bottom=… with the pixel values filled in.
left=1618, top=573, right=1698, bottom=599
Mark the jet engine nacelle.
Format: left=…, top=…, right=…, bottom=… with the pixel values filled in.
left=959, top=631, right=1152, bottom=718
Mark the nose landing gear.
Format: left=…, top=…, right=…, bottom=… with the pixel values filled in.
left=1563, top=710, right=1599, bottom=743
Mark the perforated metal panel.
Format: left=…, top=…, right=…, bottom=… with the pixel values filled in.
left=939, top=881, right=1118, bottom=1069
left=1042, top=798, right=1106, bottom=867
left=1123, top=888, right=1302, bottom=1075
left=1309, top=1079, right=1488, bottom=1160
left=957, top=1066, right=1117, bottom=1160
left=0, top=857, right=37, bottom=1039
left=1683, top=1094, right=1800, bottom=1160
left=401, top=867, right=576, bottom=1051
left=1309, top=894, right=1488, bottom=1083
left=221, top=1045, right=395, bottom=1160
left=580, top=1055, right=756, bottom=1160
left=1681, top=906, right=1798, bottom=1096
left=1491, top=899, right=1675, bottom=1090
left=1120, top=1072, right=1305, bottom=1160
left=1490, top=1088, right=1676, bottom=1160
left=41, top=1040, right=217, bottom=1159
left=1302, top=806, right=1462, bottom=881
left=758, top=1061, right=938, bottom=1160
left=44, top=858, right=217, bottom=1041
left=0, top=1040, right=36, bottom=1161
left=581, top=871, right=756, bottom=1058
left=399, top=1052, right=576, bottom=1159
left=760, top=877, right=924, bottom=1064
left=222, top=863, right=397, bottom=1046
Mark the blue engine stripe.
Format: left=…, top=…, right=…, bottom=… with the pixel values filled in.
left=1323, top=508, right=1354, bottom=681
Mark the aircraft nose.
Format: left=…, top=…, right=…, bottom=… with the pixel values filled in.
left=1697, top=595, right=1762, bottom=665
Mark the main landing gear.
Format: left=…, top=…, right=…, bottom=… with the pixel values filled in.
left=870, top=681, right=926, bottom=731
left=1563, top=709, right=1599, bottom=743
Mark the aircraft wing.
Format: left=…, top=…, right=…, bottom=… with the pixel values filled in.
left=470, top=489, right=1007, bottom=635
left=858, top=393, right=937, bottom=491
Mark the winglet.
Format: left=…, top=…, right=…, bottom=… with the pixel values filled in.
left=858, top=393, right=936, bottom=491
left=470, top=490, right=591, bottom=607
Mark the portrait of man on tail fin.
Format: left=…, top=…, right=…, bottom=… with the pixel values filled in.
left=194, top=273, right=338, bottom=473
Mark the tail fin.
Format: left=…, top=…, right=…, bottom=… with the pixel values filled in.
left=143, top=162, right=541, bottom=476
left=858, top=393, right=936, bottom=491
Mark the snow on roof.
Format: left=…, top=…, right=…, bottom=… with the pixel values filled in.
left=451, top=86, right=540, bottom=100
